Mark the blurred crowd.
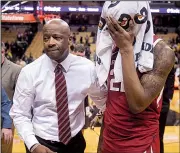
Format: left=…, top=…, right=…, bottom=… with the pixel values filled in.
left=3, top=27, right=36, bottom=67
left=64, top=13, right=89, bottom=26
left=153, top=15, right=179, bottom=28
left=69, top=31, right=96, bottom=60
left=153, top=15, right=180, bottom=35
left=169, top=34, right=180, bottom=53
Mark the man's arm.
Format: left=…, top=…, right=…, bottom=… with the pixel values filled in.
left=1, top=87, right=12, bottom=129
left=106, top=17, right=175, bottom=114
left=9, top=69, right=39, bottom=150
left=134, top=41, right=175, bottom=113
left=1, top=87, right=13, bottom=144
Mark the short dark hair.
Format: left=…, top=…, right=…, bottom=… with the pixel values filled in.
left=70, top=45, right=75, bottom=51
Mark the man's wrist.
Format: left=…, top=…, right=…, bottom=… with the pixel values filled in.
left=30, top=143, right=40, bottom=152
left=25, top=135, right=39, bottom=150
left=2, top=124, right=12, bottom=129
left=120, top=46, right=133, bottom=56
left=2, top=127, right=12, bottom=130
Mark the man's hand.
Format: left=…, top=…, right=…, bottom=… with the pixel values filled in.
left=106, top=16, right=135, bottom=54
left=32, top=145, right=56, bottom=153
left=90, top=111, right=103, bottom=130
left=90, top=116, right=99, bottom=130
left=1, top=128, right=13, bottom=144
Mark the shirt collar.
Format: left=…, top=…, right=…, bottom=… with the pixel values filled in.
left=47, top=53, right=72, bottom=73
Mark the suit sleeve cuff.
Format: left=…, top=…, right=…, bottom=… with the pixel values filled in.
left=25, top=135, right=39, bottom=151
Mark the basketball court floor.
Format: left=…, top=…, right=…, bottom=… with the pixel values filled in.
left=12, top=90, right=180, bottom=153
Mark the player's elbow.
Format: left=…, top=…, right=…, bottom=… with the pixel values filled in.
left=127, top=92, right=152, bottom=114
left=128, top=100, right=146, bottom=114
left=129, top=105, right=144, bottom=114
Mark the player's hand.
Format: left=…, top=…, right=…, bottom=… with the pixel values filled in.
left=32, top=145, right=56, bottom=153
left=106, top=16, right=135, bottom=54
left=1, top=128, right=13, bottom=144
left=90, top=115, right=99, bottom=130
left=90, top=111, right=103, bottom=130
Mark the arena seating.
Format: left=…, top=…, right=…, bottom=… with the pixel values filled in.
left=25, top=32, right=44, bottom=59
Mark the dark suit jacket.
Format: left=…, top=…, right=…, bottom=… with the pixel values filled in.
left=1, top=87, right=12, bottom=129
left=2, top=58, right=22, bottom=101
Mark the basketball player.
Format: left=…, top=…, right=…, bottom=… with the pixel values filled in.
left=95, top=4, right=175, bottom=153
left=96, top=34, right=175, bottom=153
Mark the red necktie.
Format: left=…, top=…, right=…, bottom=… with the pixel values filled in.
left=54, top=64, right=71, bottom=145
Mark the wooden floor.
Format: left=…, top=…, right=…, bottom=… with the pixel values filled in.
left=12, top=126, right=180, bottom=153
left=12, top=90, right=180, bottom=153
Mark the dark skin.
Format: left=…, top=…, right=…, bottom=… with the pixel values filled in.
left=43, top=19, right=71, bottom=63
left=106, top=16, right=175, bottom=114
left=32, top=19, right=71, bottom=153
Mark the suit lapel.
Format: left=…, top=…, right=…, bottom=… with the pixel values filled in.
left=2, top=58, right=10, bottom=79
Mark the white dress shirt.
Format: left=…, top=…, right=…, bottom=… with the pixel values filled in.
left=10, top=53, right=107, bottom=150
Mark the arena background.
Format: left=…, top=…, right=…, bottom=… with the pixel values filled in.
left=1, top=1, right=180, bottom=153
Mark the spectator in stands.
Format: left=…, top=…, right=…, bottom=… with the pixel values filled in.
left=75, top=14, right=80, bottom=25
left=5, top=41, right=10, bottom=50
left=93, top=36, right=96, bottom=44
left=74, top=43, right=86, bottom=57
left=176, top=35, right=180, bottom=44
left=5, top=51, right=13, bottom=61
left=85, top=45, right=91, bottom=59
left=70, top=44, right=75, bottom=53
left=17, top=32, right=22, bottom=41
left=10, top=41, right=18, bottom=61
left=15, top=58, right=20, bottom=65
left=78, top=26, right=87, bottom=32
left=80, top=36, right=83, bottom=44
left=3, top=42, right=12, bottom=61
left=6, top=27, right=36, bottom=62
left=72, top=33, right=76, bottom=44
left=1, top=87, right=13, bottom=145
left=1, top=42, right=22, bottom=153
left=91, top=31, right=96, bottom=37
left=83, top=15, right=88, bottom=25
left=85, top=35, right=89, bottom=45
left=16, top=58, right=27, bottom=67
left=27, top=30, right=34, bottom=44
left=26, top=54, right=34, bottom=64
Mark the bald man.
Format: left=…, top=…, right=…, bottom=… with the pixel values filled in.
left=10, top=19, right=107, bottom=153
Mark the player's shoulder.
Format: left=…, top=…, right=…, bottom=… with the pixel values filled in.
left=153, top=35, right=162, bottom=47
left=153, top=36, right=175, bottom=75
left=154, top=38, right=175, bottom=60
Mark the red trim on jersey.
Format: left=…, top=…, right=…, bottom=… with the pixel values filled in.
left=153, top=35, right=159, bottom=42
